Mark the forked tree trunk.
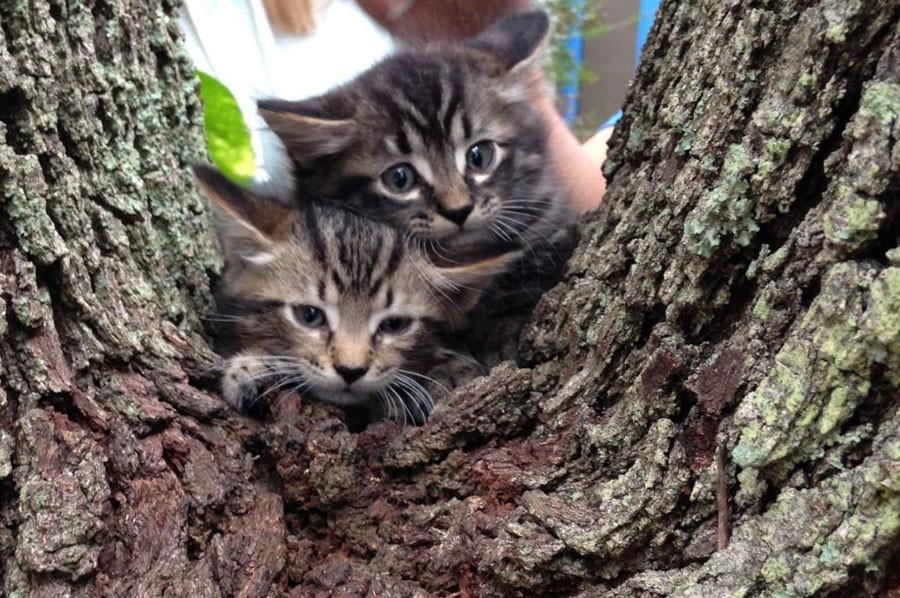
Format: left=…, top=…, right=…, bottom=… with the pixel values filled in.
left=1, top=0, right=899, bottom=596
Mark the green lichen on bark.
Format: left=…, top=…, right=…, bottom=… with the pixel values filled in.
left=732, top=261, right=896, bottom=478
left=684, top=143, right=758, bottom=257
left=611, top=406, right=900, bottom=598
left=0, top=0, right=219, bottom=370
left=0, top=0, right=233, bottom=596
left=729, top=41, right=900, bottom=496
left=823, top=80, right=900, bottom=252
left=518, top=419, right=689, bottom=564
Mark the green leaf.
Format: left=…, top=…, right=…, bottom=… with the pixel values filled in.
left=196, top=70, right=255, bottom=185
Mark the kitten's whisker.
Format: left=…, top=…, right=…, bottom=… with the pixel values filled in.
left=494, top=215, right=545, bottom=258
left=201, top=362, right=228, bottom=375
left=500, top=204, right=547, bottom=216
left=210, top=355, right=300, bottom=380
left=503, top=197, right=552, bottom=207
left=254, top=375, right=302, bottom=400
left=494, top=218, right=533, bottom=253
left=397, top=384, right=426, bottom=425
left=426, top=238, right=460, bottom=265
left=440, top=348, right=486, bottom=373
left=393, top=375, right=433, bottom=413
left=489, top=223, right=513, bottom=244
left=496, top=210, right=551, bottom=238
left=389, top=389, right=402, bottom=423
left=494, top=211, right=536, bottom=231
left=253, top=374, right=308, bottom=405
left=227, top=355, right=301, bottom=364
left=385, top=389, right=399, bottom=421
left=396, top=382, right=428, bottom=425
left=502, top=199, right=547, bottom=206
left=376, top=390, right=393, bottom=421
left=258, top=375, right=310, bottom=403
left=493, top=217, right=523, bottom=239
left=500, top=206, right=553, bottom=225
left=241, top=367, right=300, bottom=384
left=385, top=386, right=404, bottom=422
left=394, top=374, right=440, bottom=411
left=235, top=359, right=305, bottom=384
left=396, top=373, right=436, bottom=413
left=383, top=386, right=400, bottom=424
left=492, top=219, right=530, bottom=257
left=396, top=369, right=449, bottom=395
left=498, top=212, right=545, bottom=229
left=496, top=214, right=541, bottom=232
left=387, top=386, right=413, bottom=428
left=410, top=248, right=464, bottom=308
left=505, top=194, right=554, bottom=205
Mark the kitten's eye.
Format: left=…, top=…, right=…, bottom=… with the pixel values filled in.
left=466, top=140, right=496, bottom=172
left=294, top=304, right=327, bottom=328
left=378, top=316, right=413, bottom=335
left=381, top=163, right=418, bottom=193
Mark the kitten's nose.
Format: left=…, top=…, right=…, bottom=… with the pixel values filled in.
left=439, top=204, right=473, bottom=227
left=335, top=365, right=368, bottom=385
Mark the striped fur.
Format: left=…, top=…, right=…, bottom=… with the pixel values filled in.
left=259, top=11, right=571, bottom=264
left=195, top=166, right=514, bottom=417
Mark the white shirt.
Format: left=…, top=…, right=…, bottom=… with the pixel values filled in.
left=179, top=0, right=395, bottom=196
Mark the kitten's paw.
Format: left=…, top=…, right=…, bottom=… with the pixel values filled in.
left=221, top=354, right=268, bottom=412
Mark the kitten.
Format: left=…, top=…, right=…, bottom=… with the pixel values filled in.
left=194, top=166, right=515, bottom=419
left=257, top=10, right=569, bottom=262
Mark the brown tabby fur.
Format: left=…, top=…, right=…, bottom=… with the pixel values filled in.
left=258, top=11, right=570, bottom=264
left=195, top=166, right=515, bottom=418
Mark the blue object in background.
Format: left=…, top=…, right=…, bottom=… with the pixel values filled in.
left=599, top=0, right=660, bottom=130
left=562, top=0, right=586, bottom=124
left=635, top=0, right=661, bottom=67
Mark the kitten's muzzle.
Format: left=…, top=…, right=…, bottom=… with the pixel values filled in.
left=335, top=365, right=368, bottom=385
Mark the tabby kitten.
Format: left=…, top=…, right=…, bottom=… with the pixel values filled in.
left=194, top=166, right=514, bottom=416
left=257, top=11, right=568, bottom=261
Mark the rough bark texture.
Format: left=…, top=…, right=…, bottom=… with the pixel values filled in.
left=1, top=0, right=899, bottom=597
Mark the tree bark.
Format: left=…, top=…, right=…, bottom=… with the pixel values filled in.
left=1, top=0, right=899, bottom=597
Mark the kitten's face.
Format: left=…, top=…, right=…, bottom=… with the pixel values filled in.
left=221, top=213, right=443, bottom=406
left=195, top=167, right=513, bottom=410
left=260, top=12, right=555, bottom=248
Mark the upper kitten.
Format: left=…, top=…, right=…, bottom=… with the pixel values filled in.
left=194, top=166, right=513, bottom=417
left=257, top=11, right=567, bottom=257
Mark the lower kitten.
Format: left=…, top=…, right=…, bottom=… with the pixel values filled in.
left=194, top=166, right=516, bottom=420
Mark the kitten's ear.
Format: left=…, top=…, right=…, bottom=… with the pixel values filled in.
left=193, top=165, right=294, bottom=265
left=258, top=97, right=356, bottom=161
left=468, top=11, right=550, bottom=73
left=434, top=250, right=522, bottom=314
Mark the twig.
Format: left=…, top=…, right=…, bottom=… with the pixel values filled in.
left=717, top=442, right=730, bottom=550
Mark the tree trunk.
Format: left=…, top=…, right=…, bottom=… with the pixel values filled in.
left=2, top=0, right=898, bottom=596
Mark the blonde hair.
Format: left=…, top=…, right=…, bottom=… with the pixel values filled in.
left=263, top=0, right=318, bottom=36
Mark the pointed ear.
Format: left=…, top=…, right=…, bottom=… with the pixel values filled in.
left=258, top=98, right=356, bottom=161
left=467, top=11, right=550, bottom=74
left=193, top=165, right=294, bottom=265
left=434, top=250, right=522, bottom=313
